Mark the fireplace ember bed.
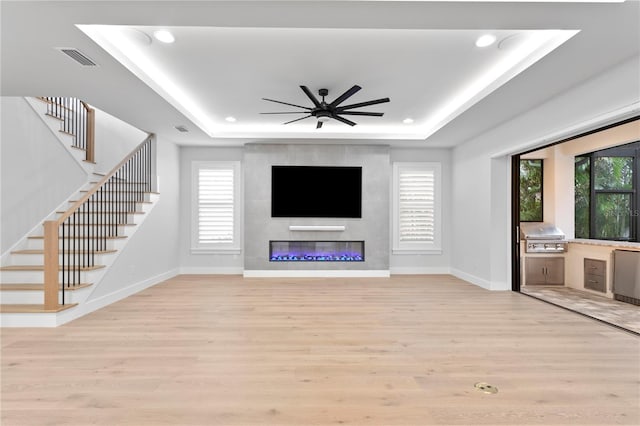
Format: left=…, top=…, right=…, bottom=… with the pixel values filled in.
left=269, top=241, right=364, bottom=262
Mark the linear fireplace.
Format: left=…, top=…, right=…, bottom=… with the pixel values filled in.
left=270, top=241, right=364, bottom=262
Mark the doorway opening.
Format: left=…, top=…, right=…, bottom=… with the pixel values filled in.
left=510, top=117, right=640, bottom=334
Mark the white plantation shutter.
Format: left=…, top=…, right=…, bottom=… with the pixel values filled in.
left=192, top=162, right=241, bottom=251
left=398, top=170, right=435, bottom=242
left=198, top=168, right=234, bottom=244
left=393, top=162, right=441, bottom=253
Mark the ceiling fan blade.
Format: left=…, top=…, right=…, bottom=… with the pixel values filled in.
left=316, top=121, right=323, bottom=129
left=300, top=86, right=321, bottom=108
left=283, top=115, right=312, bottom=125
left=262, top=98, right=311, bottom=110
left=260, top=112, right=309, bottom=114
left=337, top=111, right=384, bottom=117
left=338, top=97, right=390, bottom=111
left=331, top=115, right=357, bottom=127
left=329, top=85, right=361, bottom=108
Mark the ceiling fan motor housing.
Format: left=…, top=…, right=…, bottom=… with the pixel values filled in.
left=261, top=84, right=390, bottom=128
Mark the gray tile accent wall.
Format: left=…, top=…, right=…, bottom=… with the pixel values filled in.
left=244, top=144, right=390, bottom=270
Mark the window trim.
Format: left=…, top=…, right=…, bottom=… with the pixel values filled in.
left=392, top=162, right=442, bottom=254
left=191, top=161, right=242, bottom=254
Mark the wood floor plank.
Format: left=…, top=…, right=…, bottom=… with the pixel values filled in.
left=1, top=274, right=638, bottom=425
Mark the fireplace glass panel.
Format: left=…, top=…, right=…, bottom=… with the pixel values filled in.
left=269, top=241, right=364, bottom=262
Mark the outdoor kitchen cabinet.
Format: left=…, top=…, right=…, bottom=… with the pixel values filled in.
left=525, top=257, right=564, bottom=285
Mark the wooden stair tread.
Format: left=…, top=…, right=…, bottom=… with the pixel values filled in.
left=56, top=211, right=144, bottom=215
left=61, top=223, right=135, bottom=227
left=0, top=283, right=92, bottom=291
left=1, top=265, right=105, bottom=271
left=69, top=200, right=152, bottom=204
left=79, top=190, right=158, bottom=194
left=90, top=181, right=148, bottom=185
left=11, top=249, right=117, bottom=255
left=28, top=235, right=127, bottom=240
left=36, top=97, right=73, bottom=110
left=0, top=304, right=78, bottom=313
left=44, top=112, right=64, bottom=121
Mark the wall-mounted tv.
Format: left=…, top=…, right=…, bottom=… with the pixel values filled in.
left=271, top=166, right=362, bottom=218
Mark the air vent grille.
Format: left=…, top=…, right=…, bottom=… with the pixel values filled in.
left=57, top=48, right=97, bottom=67
left=174, top=125, right=189, bottom=133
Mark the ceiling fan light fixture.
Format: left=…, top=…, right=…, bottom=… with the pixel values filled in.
left=317, top=115, right=331, bottom=123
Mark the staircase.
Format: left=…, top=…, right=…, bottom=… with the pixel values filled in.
left=0, top=98, right=158, bottom=326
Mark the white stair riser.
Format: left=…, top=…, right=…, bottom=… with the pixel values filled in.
left=26, top=238, right=124, bottom=251
left=11, top=252, right=114, bottom=266
left=66, top=202, right=146, bottom=212
left=0, top=269, right=105, bottom=283
left=25, top=237, right=127, bottom=251
left=0, top=288, right=91, bottom=304
left=76, top=193, right=152, bottom=202
left=57, top=225, right=127, bottom=237
left=55, top=214, right=143, bottom=225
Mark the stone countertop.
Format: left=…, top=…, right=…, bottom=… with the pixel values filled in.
left=570, top=239, right=640, bottom=251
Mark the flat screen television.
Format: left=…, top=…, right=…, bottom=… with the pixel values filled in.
left=271, top=166, right=362, bottom=218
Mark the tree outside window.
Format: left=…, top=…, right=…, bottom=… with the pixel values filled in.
left=575, top=141, right=639, bottom=242
left=519, top=159, right=543, bottom=222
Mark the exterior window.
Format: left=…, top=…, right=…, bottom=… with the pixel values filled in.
left=519, top=159, right=543, bottom=222
left=191, top=161, right=241, bottom=252
left=392, top=162, right=441, bottom=253
left=575, top=141, right=639, bottom=241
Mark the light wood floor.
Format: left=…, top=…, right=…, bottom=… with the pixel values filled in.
left=2, top=275, right=639, bottom=425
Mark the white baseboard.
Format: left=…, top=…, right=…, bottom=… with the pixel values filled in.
left=52, top=268, right=180, bottom=327
left=390, top=267, right=451, bottom=275
left=243, top=270, right=391, bottom=278
left=450, top=268, right=493, bottom=290
left=179, top=267, right=244, bottom=275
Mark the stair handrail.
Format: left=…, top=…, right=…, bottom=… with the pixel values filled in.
left=55, top=136, right=153, bottom=224
left=38, top=97, right=96, bottom=163
left=42, top=135, right=154, bottom=310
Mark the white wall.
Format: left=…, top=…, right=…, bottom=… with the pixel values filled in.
left=451, top=55, right=640, bottom=290
left=178, top=146, right=244, bottom=273
left=87, top=136, right=181, bottom=300
left=93, top=107, right=149, bottom=174
left=389, top=148, right=452, bottom=274
left=1, top=97, right=87, bottom=254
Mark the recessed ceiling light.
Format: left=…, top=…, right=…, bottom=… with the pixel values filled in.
left=153, top=30, right=175, bottom=44
left=403, top=118, right=414, bottom=124
left=475, top=34, right=497, bottom=48
left=225, top=116, right=237, bottom=122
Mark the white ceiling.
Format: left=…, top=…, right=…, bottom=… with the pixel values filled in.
left=1, top=1, right=639, bottom=148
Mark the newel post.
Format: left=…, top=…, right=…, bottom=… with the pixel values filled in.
left=43, top=221, right=60, bottom=310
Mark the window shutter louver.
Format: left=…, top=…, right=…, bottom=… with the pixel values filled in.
left=198, top=168, right=234, bottom=244
left=398, top=170, right=435, bottom=243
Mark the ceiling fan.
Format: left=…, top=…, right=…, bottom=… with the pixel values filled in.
left=261, top=85, right=390, bottom=129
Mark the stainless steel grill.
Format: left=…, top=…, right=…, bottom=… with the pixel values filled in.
left=520, top=222, right=568, bottom=253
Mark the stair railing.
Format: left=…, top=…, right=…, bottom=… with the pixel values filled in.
left=39, top=97, right=95, bottom=163
left=42, top=136, right=154, bottom=309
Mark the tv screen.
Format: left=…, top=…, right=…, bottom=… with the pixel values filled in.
left=271, top=166, right=362, bottom=218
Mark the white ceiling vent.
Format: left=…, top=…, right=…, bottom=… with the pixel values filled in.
left=174, top=125, right=189, bottom=133
left=56, top=48, right=98, bottom=67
